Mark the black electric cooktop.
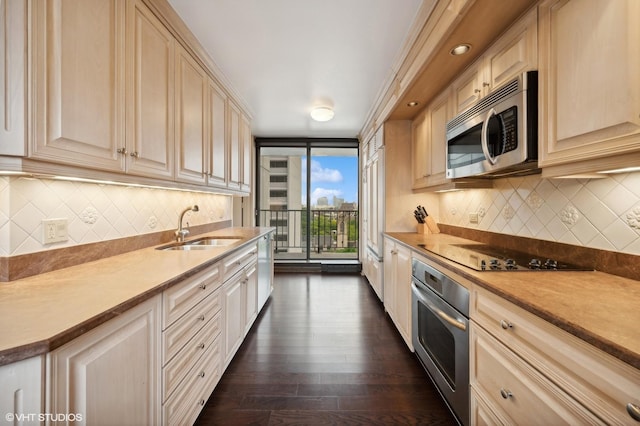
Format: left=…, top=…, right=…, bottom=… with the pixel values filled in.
left=417, top=243, right=593, bottom=271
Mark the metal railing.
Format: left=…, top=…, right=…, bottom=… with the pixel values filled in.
left=258, top=209, right=359, bottom=259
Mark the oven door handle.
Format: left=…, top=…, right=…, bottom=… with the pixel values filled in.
left=412, top=282, right=467, bottom=332
left=481, top=108, right=498, bottom=165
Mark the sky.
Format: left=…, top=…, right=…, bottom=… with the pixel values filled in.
left=301, top=156, right=358, bottom=207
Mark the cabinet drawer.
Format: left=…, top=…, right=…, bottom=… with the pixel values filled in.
left=163, top=263, right=221, bottom=329
left=162, top=335, right=222, bottom=426
left=471, top=286, right=640, bottom=424
left=163, top=290, right=221, bottom=364
left=223, top=243, right=257, bottom=280
left=471, top=324, right=603, bottom=425
left=163, top=311, right=221, bottom=402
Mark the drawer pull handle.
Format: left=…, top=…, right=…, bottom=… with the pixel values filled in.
left=236, top=261, right=242, bottom=265
left=199, top=283, right=207, bottom=290
left=200, top=399, right=205, bottom=406
left=198, top=371, right=205, bottom=378
left=500, top=320, right=513, bottom=330
left=198, top=343, right=205, bottom=349
left=500, top=389, right=513, bottom=400
left=198, top=314, right=205, bottom=321
left=627, top=403, right=640, bottom=421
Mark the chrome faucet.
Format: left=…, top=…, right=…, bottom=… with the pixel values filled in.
left=176, top=205, right=199, bottom=242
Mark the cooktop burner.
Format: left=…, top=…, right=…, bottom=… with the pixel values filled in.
left=417, top=243, right=592, bottom=271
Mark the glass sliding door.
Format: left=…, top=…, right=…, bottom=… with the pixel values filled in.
left=256, top=140, right=359, bottom=263
left=308, top=148, right=358, bottom=260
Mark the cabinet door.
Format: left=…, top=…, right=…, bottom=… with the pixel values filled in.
left=175, top=46, right=206, bottom=185
left=223, top=275, right=244, bottom=366
left=483, top=6, right=537, bottom=92
left=30, top=0, right=126, bottom=171
left=394, top=244, right=413, bottom=349
left=0, top=0, right=26, bottom=156
left=411, top=109, right=430, bottom=188
left=382, top=239, right=396, bottom=317
left=366, top=152, right=380, bottom=254
left=227, top=101, right=242, bottom=190
left=538, top=0, right=640, bottom=173
left=126, top=0, right=174, bottom=179
left=207, top=79, right=228, bottom=188
left=48, top=295, right=161, bottom=425
left=244, top=262, right=258, bottom=334
left=452, top=62, right=483, bottom=114
left=240, top=114, right=252, bottom=193
left=0, top=356, right=44, bottom=421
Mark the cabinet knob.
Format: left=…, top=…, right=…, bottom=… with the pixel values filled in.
left=197, top=343, right=205, bottom=349
left=500, top=388, right=513, bottom=399
left=500, top=320, right=513, bottom=330
left=474, top=88, right=481, bottom=94
left=117, top=147, right=128, bottom=155
left=199, top=283, right=207, bottom=290
left=198, top=371, right=206, bottom=378
left=198, top=314, right=205, bottom=321
left=627, top=403, right=640, bottom=421
left=483, top=82, right=490, bottom=87
left=200, top=399, right=206, bottom=406
left=130, top=151, right=139, bottom=158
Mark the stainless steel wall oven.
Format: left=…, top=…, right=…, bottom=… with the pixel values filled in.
left=411, top=258, right=469, bottom=426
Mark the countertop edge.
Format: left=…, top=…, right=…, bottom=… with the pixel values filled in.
left=0, top=227, right=275, bottom=366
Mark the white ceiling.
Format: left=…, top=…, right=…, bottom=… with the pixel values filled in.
left=167, top=0, right=423, bottom=139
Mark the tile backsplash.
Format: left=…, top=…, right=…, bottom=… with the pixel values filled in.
left=0, top=177, right=232, bottom=256
left=439, top=172, right=640, bottom=256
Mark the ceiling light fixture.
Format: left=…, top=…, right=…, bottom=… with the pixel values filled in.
left=310, top=106, right=334, bottom=122
left=450, top=43, right=471, bottom=56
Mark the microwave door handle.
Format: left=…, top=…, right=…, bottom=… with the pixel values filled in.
left=481, top=108, right=498, bottom=165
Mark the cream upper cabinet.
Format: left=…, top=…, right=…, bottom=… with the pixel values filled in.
left=30, top=0, right=127, bottom=171
left=126, top=0, right=175, bottom=180
left=452, top=6, right=537, bottom=115
left=412, top=88, right=452, bottom=189
left=175, top=46, right=207, bottom=185
left=240, top=114, right=253, bottom=193
left=207, top=80, right=228, bottom=188
left=0, top=0, right=27, bottom=156
left=227, top=101, right=242, bottom=191
left=538, top=0, right=640, bottom=177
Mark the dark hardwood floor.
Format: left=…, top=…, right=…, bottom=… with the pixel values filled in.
left=195, top=273, right=456, bottom=425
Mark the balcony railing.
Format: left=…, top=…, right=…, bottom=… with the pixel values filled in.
left=258, top=209, right=359, bottom=260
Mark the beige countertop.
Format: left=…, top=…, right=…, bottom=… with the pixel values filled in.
left=386, top=232, right=640, bottom=370
left=0, top=227, right=273, bottom=366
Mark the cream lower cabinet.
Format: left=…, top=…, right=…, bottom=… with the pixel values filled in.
left=363, top=247, right=383, bottom=302
left=538, top=0, right=640, bottom=177
left=470, top=285, right=640, bottom=425
left=382, top=237, right=412, bottom=350
left=0, top=356, right=44, bottom=424
left=222, top=244, right=259, bottom=368
left=47, top=295, right=162, bottom=426
left=161, top=262, right=223, bottom=425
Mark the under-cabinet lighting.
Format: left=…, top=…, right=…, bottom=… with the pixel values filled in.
left=598, top=166, right=640, bottom=174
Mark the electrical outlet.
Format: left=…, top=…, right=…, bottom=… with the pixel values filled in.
left=42, top=219, right=69, bottom=244
left=469, top=212, right=479, bottom=224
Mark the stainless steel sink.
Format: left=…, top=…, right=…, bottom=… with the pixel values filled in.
left=188, top=237, right=242, bottom=246
left=157, top=236, right=242, bottom=250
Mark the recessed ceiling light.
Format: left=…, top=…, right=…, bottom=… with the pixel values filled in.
left=407, top=101, right=419, bottom=107
left=450, top=43, right=471, bottom=56
left=310, top=106, right=334, bottom=122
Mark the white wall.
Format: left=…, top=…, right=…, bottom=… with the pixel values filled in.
left=0, top=177, right=232, bottom=256
left=438, top=172, right=640, bottom=255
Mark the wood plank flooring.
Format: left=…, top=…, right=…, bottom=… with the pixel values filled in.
left=195, top=273, right=456, bottom=425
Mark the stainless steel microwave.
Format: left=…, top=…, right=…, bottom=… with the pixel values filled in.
left=445, top=71, right=538, bottom=179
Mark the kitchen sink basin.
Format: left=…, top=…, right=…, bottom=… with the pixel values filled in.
left=157, top=236, right=242, bottom=250
left=189, top=237, right=242, bottom=246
